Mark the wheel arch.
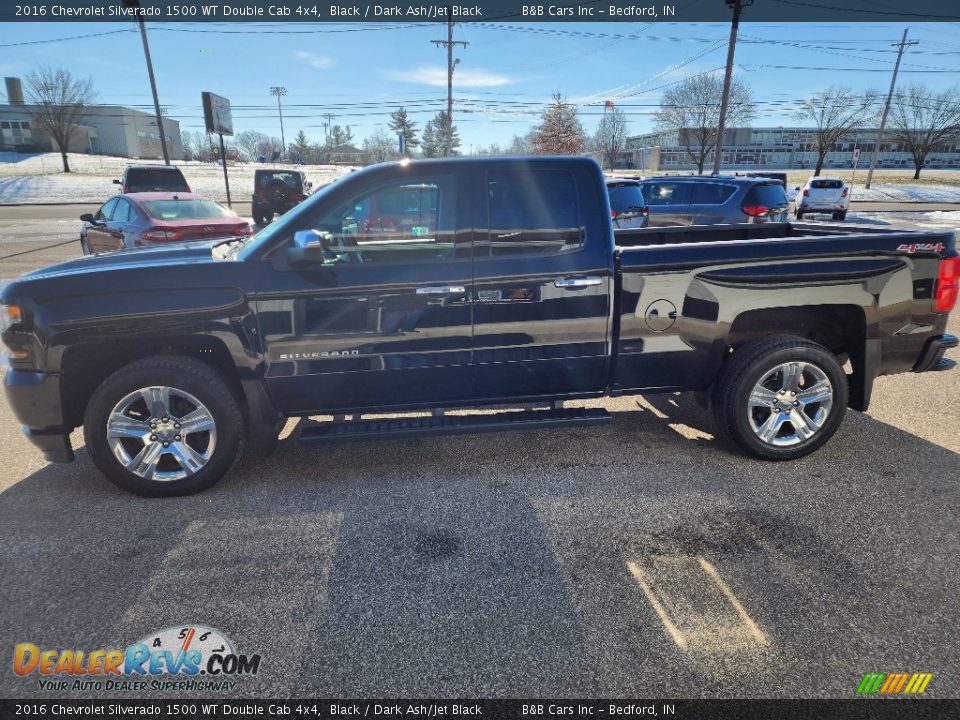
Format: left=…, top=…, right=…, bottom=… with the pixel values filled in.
left=725, top=304, right=873, bottom=411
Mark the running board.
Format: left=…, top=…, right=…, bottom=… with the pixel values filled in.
left=297, top=407, right=612, bottom=444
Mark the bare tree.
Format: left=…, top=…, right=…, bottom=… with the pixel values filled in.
left=362, top=129, right=399, bottom=164
left=887, top=84, right=960, bottom=180
left=654, top=73, right=755, bottom=174
left=532, top=94, right=587, bottom=155
left=594, top=106, right=629, bottom=170
left=24, top=66, right=95, bottom=173
left=794, top=86, right=880, bottom=176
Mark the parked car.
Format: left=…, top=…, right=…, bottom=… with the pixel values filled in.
left=606, top=179, right=649, bottom=229
left=114, top=165, right=190, bottom=194
left=795, top=177, right=850, bottom=220
left=79, top=193, right=251, bottom=254
left=252, top=169, right=311, bottom=226
left=636, top=175, right=789, bottom=226
left=3, top=157, right=957, bottom=496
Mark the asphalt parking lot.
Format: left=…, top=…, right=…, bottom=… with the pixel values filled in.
left=0, top=222, right=958, bottom=700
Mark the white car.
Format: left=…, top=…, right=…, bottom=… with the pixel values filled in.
left=795, top=177, right=850, bottom=221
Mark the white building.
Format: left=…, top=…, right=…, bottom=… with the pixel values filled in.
left=622, top=126, right=960, bottom=172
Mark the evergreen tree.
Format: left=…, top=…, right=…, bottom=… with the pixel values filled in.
left=531, top=93, right=587, bottom=155
left=289, top=130, right=312, bottom=163
left=421, top=111, right=460, bottom=157
left=388, top=107, right=420, bottom=155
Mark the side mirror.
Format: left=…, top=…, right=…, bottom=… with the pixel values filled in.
left=80, top=213, right=94, bottom=222
left=113, top=179, right=121, bottom=185
left=294, top=229, right=325, bottom=248
left=305, top=181, right=313, bottom=190
left=272, top=244, right=330, bottom=271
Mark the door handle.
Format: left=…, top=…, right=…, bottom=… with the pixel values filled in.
left=416, top=285, right=466, bottom=295
left=554, top=276, right=604, bottom=289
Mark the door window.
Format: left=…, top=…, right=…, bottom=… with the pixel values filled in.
left=97, top=197, right=119, bottom=222
left=112, top=199, right=132, bottom=223
left=641, top=182, right=692, bottom=206
left=300, top=175, right=459, bottom=265
left=481, top=168, right=583, bottom=257
left=690, top=183, right=737, bottom=205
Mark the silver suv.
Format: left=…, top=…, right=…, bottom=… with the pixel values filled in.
left=635, top=175, right=789, bottom=227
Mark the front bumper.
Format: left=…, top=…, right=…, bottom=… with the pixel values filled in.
left=4, top=369, right=74, bottom=462
left=913, top=333, right=958, bottom=373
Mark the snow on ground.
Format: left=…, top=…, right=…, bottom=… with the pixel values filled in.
left=850, top=210, right=960, bottom=231
left=0, top=152, right=356, bottom=204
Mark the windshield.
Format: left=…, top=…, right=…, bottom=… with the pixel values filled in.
left=125, top=169, right=188, bottom=192
left=237, top=177, right=344, bottom=260
left=141, top=199, right=234, bottom=220
left=607, top=184, right=646, bottom=214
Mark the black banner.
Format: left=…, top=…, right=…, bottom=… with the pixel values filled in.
left=1, top=700, right=959, bottom=719
left=2, top=0, right=960, bottom=23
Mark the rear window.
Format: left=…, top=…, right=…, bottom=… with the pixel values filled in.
left=124, top=168, right=189, bottom=192
left=810, top=179, right=843, bottom=190
left=141, top=199, right=233, bottom=220
left=743, top=183, right=788, bottom=208
left=257, top=172, right=303, bottom=190
left=691, top=183, right=737, bottom=205
left=483, top=169, right=583, bottom=256
left=607, top=183, right=646, bottom=214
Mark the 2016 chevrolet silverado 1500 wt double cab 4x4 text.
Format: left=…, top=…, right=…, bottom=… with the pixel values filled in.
left=2, top=158, right=957, bottom=496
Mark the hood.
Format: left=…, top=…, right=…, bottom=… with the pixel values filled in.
left=18, top=240, right=226, bottom=283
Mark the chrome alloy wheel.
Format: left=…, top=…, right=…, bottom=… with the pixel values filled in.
left=747, top=362, right=834, bottom=448
left=106, top=386, right=217, bottom=482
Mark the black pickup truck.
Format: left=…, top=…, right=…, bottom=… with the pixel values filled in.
left=2, top=158, right=957, bottom=496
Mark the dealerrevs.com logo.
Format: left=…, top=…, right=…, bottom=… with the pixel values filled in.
left=13, top=625, right=261, bottom=692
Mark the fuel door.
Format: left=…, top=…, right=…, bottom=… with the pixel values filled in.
left=644, top=299, right=677, bottom=332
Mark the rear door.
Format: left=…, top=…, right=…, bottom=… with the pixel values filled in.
left=472, top=163, right=612, bottom=400
left=638, top=180, right=693, bottom=226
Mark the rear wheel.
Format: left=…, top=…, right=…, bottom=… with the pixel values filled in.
left=795, top=210, right=803, bottom=220
left=712, top=336, right=848, bottom=461
left=838, top=210, right=847, bottom=221
left=84, top=356, right=245, bottom=496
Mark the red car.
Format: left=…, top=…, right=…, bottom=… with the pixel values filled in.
left=80, top=193, right=252, bottom=254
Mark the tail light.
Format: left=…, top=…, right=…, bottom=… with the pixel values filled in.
left=741, top=205, right=769, bottom=217
left=611, top=210, right=617, bottom=219
left=802, top=188, right=809, bottom=197
left=235, top=224, right=253, bottom=236
left=640, top=205, right=649, bottom=217
left=934, top=257, right=960, bottom=313
left=140, top=228, right=183, bottom=242
left=841, top=187, right=849, bottom=198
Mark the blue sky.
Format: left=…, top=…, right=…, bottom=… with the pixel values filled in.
left=2, top=21, right=959, bottom=150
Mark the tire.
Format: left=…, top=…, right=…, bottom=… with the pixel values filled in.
left=84, top=356, right=245, bottom=497
left=711, top=335, right=848, bottom=461
left=838, top=211, right=847, bottom=221
left=254, top=211, right=273, bottom=226
left=795, top=210, right=803, bottom=220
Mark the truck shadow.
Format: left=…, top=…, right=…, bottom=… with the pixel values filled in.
left=1, top=401, right=957, bottom=697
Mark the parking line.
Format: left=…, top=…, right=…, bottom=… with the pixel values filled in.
left=697, top=557, right=768, bottom=645
left=626, top=560, right=688, bottom=650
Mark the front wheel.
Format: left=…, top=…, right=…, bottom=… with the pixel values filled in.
left=84, top=356, right=245, bottom=496
left=712, top=336, right=848, bottom=461
left=794, top=210, right=803, bottom=220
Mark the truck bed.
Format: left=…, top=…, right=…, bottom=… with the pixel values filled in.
left=614, top=221, right=913, bottom=248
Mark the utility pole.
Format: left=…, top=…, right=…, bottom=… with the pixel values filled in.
left=865, top=28, right=917, bottom=189
left=712, top=0, right=751, bottom=176
left=124, top=1, right=169, bottom=164
left=432, top=15, right=468, bottom=156
left=322, top=113, right=335, bottom=139
left=270, top=86, right=287, bottom=161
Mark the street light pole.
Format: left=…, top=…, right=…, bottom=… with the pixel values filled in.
left=270, top=86, right=288, bottom=161
left=124, top=1, right=169, bottom=164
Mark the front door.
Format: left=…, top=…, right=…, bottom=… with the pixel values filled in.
left=471, top=163, right=612, bottom=401
left=640, top=180, right=693, bottom=227
left=258, top=167, right=475, bottom=414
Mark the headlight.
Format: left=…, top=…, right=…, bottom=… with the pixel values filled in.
left=1, top=303, right=22, bottom=331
